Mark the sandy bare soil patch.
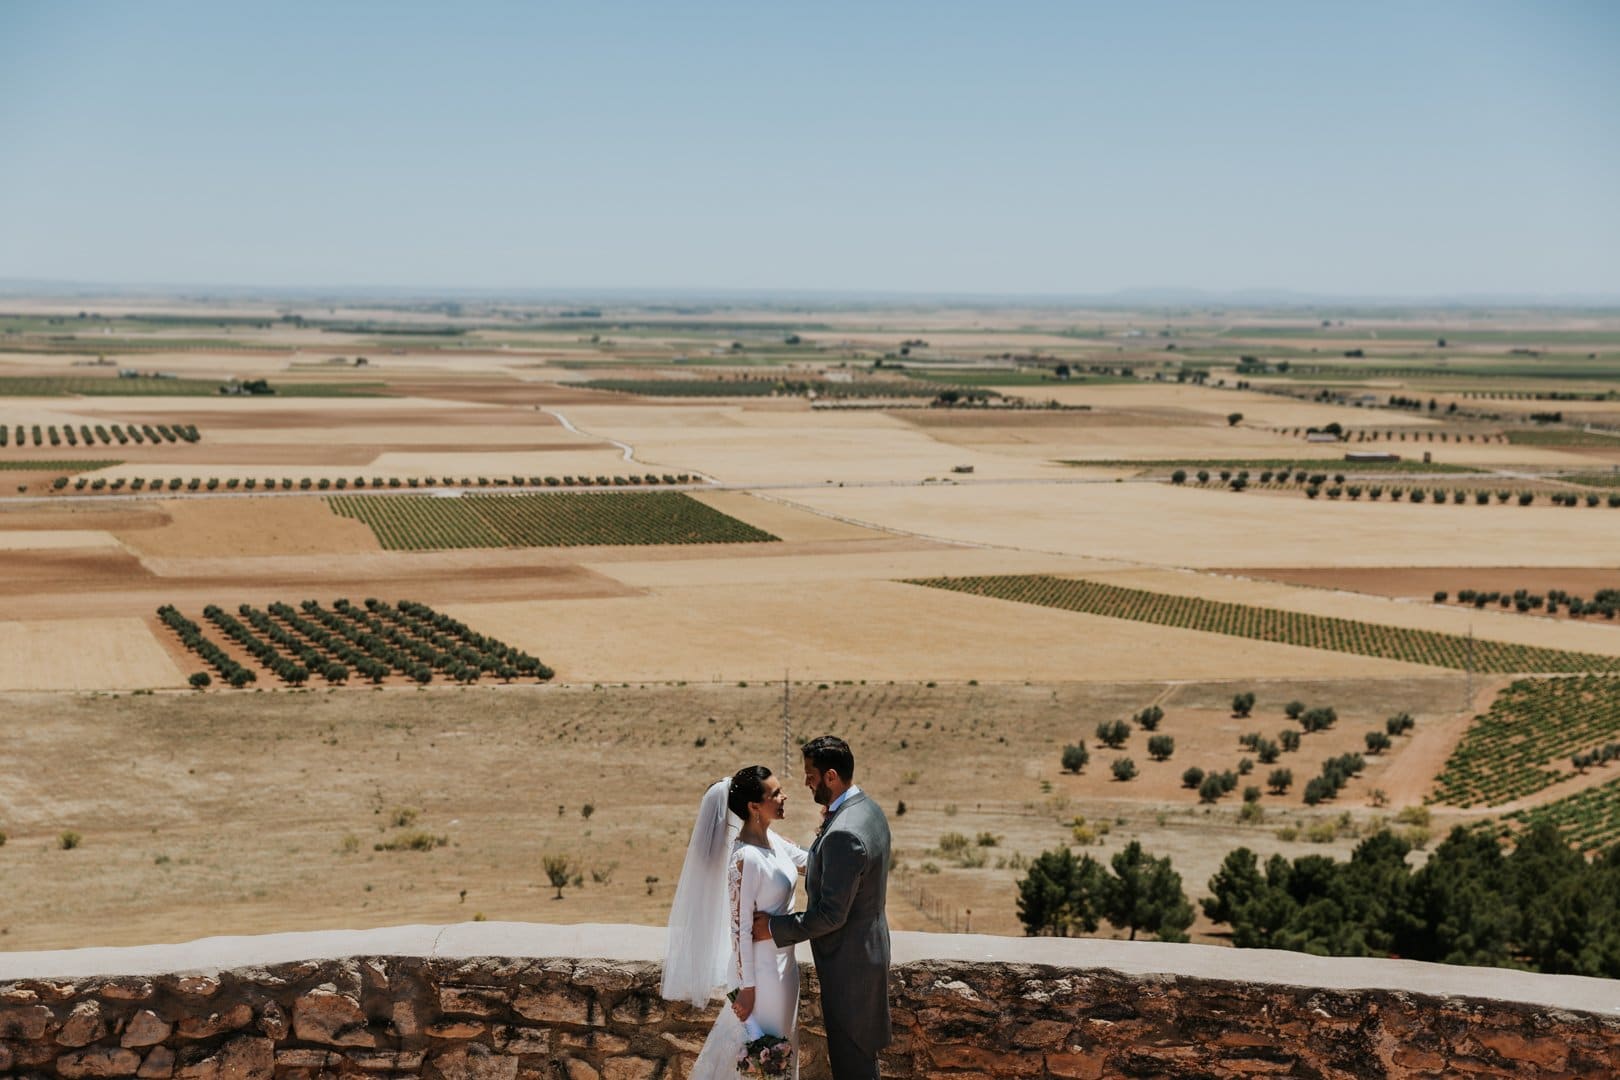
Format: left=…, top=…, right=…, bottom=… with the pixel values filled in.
left=400, top=380, right=624, bottom=406
left=782, top=483, right=1620, bottom=569
left=556, top=403, right=1071, bottom=482
left=0, top=528, right=123, bottom=550
left=0, top=554, right=641, bottom=626
left=0, top=677, right=1472, bottom=949
left=585, top=547, right=1112, bottom=589
left=1231, top=566, right=1620, bottom=601
left=0, top=549, right=154, bottom=597
left=368, top=450, right=641, bottom=478
left=899, top=409, right=1175, bottom=430
left=115, top=497, right=380, bottom=558
left=0, top=618, right=183, bottom=690
left=0, top=503, right=170, bottom=532
left=445, top=581, right=1430, bottom=685
left=684, top=492, right=889, bottom=542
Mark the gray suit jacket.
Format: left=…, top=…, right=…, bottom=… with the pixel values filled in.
left=768, top=791, right=891, bottom=1054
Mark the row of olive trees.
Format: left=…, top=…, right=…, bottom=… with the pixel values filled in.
left=51, top=472, right=698, bottom=495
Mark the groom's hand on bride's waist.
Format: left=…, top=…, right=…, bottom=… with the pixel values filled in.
left=751, top=912, right=773, bottom=941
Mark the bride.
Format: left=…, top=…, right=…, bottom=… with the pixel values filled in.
left=661, top=766, right=808, bottom=1078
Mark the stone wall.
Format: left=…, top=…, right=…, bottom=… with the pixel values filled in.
left=0, top=923, right=1615, bottom=1079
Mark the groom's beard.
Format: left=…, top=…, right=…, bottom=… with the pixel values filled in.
left=814, top=780, right=834, bottom=806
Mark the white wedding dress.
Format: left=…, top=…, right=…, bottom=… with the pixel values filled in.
left=661, top=780, right=808, bottom=1080
left=690, top=832, right=807, bottom=1079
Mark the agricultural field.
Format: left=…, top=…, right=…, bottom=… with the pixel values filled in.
left=158, top=597, right=552, bottom=688
left=327, top=492, right=778, bottom=550
left=1082, top=458, right=1485, bottom=476
left=910, top=575, right=1620, bottom=674
left=4, top=458, right=122, bottom=471
left=1506, top=429, right=1620, bottom=446
left=2, top=295, right=1620, bottom=957
left=1505, top=775, right=1620, bottom=855
left=1428, top=677, right=1620, bottom=808
left=0, top=421, right=199, bottom=446
left=0, top=376, right=386, bottom=397
left=581, top=377, right=947, bottom=399
left=0, top=677, right=1476, bottom=950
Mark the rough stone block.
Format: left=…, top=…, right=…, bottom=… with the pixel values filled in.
left=658, top=1032, right=704, bottom=1055
left=58, top=1000, right=109, bottom=1047
left=495, top=1025, right=551, bottom=1055
left=1391, top=1046, right=1450, bottom=1073
left=175, top=1034, right=273, bottom=1080
left=255, top=1000, right=286, bottom=1040
left=1009, top=1019, right=1071, bottom=1049
left=558, top=1030, right=630, bottom=1054
left=161, top=976, right=220, bottom=999
left=123, top=1009, right=175, bottom=1047
left=427, top=1019, right=489, bottom=1039
left=512, top=986, right=595, bottom=1026
left=0, top=1003, right=55, bottom=1040
left=0, top=1041, right=11, bottom=1072
left=274, top=1049, right=338, bottom=1068
left=463, top=1049, right=518, bottom=1080
left=176, top=1002, right=253, bottom=1040
left=602, top=1057, right=661, bottom=1080
left=429, top=1044, right=521, bottom=1080
left=101, top=980, right=156, bottom=1002
left=1475, top=1031, right=1569, bottom=1071
left=562, top=1060, right=601, bottom=1080
left=14, top=1038, right=63, bottom=1068
left=392, top=999, right=423, bottom=1038
left=292, top=987, right=373, bottom=1047
left=56, top=1046, right=143, bottom=1078
left=440, top=986, right=511, bottom=1018
left=137, top=1045, right=176, bottom=1079
left=927, top=1043, right=1043, bottom=1076
left=568, top=961, right=638, bottom=993
left=345, top=1049, right=428, bottom=1071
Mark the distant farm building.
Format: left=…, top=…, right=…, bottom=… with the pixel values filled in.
left=1345, top=451, right=1401, bottom=463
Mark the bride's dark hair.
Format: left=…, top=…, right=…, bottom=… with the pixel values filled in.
left=727, top=765, right=773, bottom=821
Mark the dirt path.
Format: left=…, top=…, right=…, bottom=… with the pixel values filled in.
left=1377, top=677, right=1509, bottom=806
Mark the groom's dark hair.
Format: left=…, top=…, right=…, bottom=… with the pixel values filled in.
left=802, top=735, right=854, bottom=782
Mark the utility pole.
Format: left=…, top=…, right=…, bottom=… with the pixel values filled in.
left=781, top=669, right=792, bottom=776
left=1466, top=623, right=1475, bottom=712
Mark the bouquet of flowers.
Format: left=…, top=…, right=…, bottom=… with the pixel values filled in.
left=736, top=1033, right=792, bottom=1076
left=725, top=990, right=793, bottom=1075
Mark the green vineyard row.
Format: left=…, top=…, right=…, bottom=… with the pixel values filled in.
left=906, top=575, right=1620, bottom=675
left=327, top=492, right=779, bottom=550
left=1430, top=676, right=1620, bottom=808
left=1505, top=774, right=1620, bottom=855
left=0, top=377, right=384, bottom=397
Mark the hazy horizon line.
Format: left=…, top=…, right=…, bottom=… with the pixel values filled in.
left=3, top=277, right=1620, bottom=313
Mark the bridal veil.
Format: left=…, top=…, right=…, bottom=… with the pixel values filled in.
left=660, top=777, right=738, bottom=1006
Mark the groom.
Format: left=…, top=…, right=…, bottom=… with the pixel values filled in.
left=752, top=735, right=891, bottom=1080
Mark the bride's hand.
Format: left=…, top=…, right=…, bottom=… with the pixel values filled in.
left=731, top=986, right=755, bottom=1021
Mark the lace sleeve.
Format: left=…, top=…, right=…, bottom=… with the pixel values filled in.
left=729, top=847, right=758, bottom=989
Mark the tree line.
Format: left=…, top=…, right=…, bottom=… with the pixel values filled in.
left=1018, top=822, right=1620, bottom=978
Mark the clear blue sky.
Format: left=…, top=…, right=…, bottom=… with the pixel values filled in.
left=2, top=1, right=1617, bottom=297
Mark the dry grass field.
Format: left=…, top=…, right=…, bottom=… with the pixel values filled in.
left=1, top=299, right=1618, bottom=951
left=0, top=677, right=1480, bottom=951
